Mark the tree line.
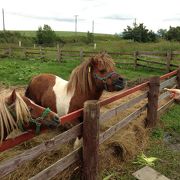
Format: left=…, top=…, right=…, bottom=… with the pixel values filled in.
left=0, top=23, right=180, bottom=45
left=122, top=23, right=180, bottom=42
left=0, top=25, right=94, bottom=46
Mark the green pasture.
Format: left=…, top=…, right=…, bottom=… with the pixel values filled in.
left=18, top=30, right=111, bottom=37
left=1, top=30, right=180, bottom=52
left=0, top=58, right=164, bottom=86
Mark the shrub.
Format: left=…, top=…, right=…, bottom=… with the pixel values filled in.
left=36, top=24, right=57, bottom=45
left=122, top=23, right=157, bottom=42
left=165, top=26, right=180, bottom=42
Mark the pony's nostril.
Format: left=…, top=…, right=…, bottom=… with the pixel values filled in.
left=118, top=77, right=123, bottom=82
left=53, top=116, right=60, bottom=124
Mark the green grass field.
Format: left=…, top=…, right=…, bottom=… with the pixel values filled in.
left=18, top=30, right=112, bottom=37
left=0, top=58, right=164, bottom=86
left=1, top=30, right=180, bottom=52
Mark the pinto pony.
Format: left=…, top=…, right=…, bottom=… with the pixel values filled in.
left=0, top=90, right=59, bottom=142
left=25, top=53, right=125, bottom=120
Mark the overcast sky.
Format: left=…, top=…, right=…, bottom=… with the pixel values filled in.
left=1, top=0, right=180, bottom=34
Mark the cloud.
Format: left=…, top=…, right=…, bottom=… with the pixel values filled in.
left=8, top=12, right=85, bottom=22
left=163, top=17, right=180, bottom=22
left=103, top=14, right=134, bottom=20
left=163, top=14, right=180, bottom=22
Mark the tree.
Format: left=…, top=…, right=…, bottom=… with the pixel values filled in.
left=165, top=26, right=180, bottom=41
left=36, top=24, right=57, bottom=45
left=122, top=23, right=157, bottom=42
left=157, top=29, right=167, bottom=38
left=86, top=31, right=94, bottom=44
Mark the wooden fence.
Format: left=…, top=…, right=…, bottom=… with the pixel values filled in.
left=0, top=47, right=179, bottom=71
left=0, top=69, right=180, bottom=179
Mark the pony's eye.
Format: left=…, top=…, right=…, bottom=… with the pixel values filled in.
left=100, top=69, right=106, bottom=73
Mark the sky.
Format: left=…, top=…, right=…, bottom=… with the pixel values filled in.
left=0, top=0, right=180, bottom=34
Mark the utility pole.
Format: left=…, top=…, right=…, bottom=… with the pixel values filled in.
left=2, top=8, right=5, bottom=31
left=74, top=15, right=78, bottom=35
left=92, top=20, right=94, bottom=33
left=133, top=18, right=137, bottom=27
left=92, top=20, right=95, bottom=44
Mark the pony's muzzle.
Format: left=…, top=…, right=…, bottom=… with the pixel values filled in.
left=52, top=116, right=60, bottom=125
left=44, top=115, right=60, bottom=127
left=113, top=77, right=125, bottom=91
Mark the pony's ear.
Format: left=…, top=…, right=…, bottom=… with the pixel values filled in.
left=90, top=56, right=98, bottom=67
left=6, top=89, right=17, bottom=105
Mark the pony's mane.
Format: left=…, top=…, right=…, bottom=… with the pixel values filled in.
left=0, top=92, right=31, bottom=142
left=15, top=93, right=31, bottom=125
left=67, top=53, right=115, bottom=95
left=0, top=96, right=17, bottom=142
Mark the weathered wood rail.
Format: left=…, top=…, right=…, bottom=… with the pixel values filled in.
left=0, top=69, right=179, bottom=179
left=0, top=47, right=179, bottom=71
left=0, top=48, right=12, bottom=58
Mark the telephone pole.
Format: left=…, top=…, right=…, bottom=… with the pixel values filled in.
left=74, top=15, right=78, bottom=35
left=133, top=18, right=137, bottom=27
left=2, top=8, right=5, bottom=31
left=92, top=20, right=94, bottom=33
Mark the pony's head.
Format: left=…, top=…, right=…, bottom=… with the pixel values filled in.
left=0, top=90, right=60, bottom=142
left=90, top=53, right=125, bottom=92
left=68, top=53, right=125, bottom=94
left=6, top=90, right=60, bottom=126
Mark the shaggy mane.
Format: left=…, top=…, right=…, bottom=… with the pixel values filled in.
left=0, top=92, right=31, bottom=142
left=67, top=53, right=115, bottom=95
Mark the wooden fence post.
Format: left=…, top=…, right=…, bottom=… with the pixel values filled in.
left=23, top=48, right=27, bottom=59
left=146, top=76, right=160, bottom=128
left=166, top=51, right=172, bottom=72
left=177, top=68, right=180, bottom=89
left=8, top=47, right=12, bottom=57
left=80, top=49, right=83, bottom=63
left=40, top=46, right=42, bottom=60
left=134, top=51, right=139, bottom=70
left=57, top=44, right=62, bottom=62
left=83, top=100, right=100, bottom=180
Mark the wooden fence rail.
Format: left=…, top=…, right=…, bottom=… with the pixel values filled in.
left=0, top=47, right=179, bottom=71
left=0, top=123, right=82, bottom=178
left=29, top=148, right=81, bottom=180
left=0, top=69, right=179, bottom=179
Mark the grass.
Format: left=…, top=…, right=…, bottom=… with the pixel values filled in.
left=0, top=59, right=79, bottom=85
left=17, top=30, right=112, bottom=37
left=0, top=58, right=164, bottom=86
left=1, top=30, right=180, bottom=52
left=101, top=104, right=180, bottom=179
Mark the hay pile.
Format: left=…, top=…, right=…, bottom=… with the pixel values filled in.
left=0, top=86, right=164, bottom=179
left=98, top=90, right=149, bottom=171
